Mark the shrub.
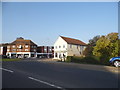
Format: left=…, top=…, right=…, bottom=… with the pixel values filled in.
left=80, top=56, right=100, bottom=64
left=66, top=56, right=102, bottom=65
left=66, top=56, right=73, bottom=62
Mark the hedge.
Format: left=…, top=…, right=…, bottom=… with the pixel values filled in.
left=66, top=56, right=104, bottom=65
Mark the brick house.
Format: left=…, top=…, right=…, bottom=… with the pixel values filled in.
left=37, top=46, right=54, bottom=58
left=0, top=43, right=9, bottom=56
left=6, top=37, right=37, bottom=58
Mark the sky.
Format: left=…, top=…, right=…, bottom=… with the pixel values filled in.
left=2, top=2, right=118, bottom=46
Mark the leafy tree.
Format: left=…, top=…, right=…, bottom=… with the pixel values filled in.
left=83, top=45, right=93, bottom=56
left=93, top=32, right=119, bottom=64
left=83, top=35, right=100, bottom=56
left=89, top=35, right=100, bottom=46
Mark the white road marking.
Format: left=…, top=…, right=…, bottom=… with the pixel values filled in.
left=0, top=68, right=14, bottom=73
left=28, top=76, right=64, bottom=89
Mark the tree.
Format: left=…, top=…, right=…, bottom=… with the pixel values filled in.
left=89, top=35, right=100, bottom=46
left=83, top=35, right=100, bottom=56
left=93, top=32, right=119, bottom=64
left=83, top=45, right=93, bottom=56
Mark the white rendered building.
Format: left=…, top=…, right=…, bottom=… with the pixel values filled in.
left=54, top=36, right=87, bottom=61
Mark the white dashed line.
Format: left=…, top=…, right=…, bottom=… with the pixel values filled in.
left=0, top=68, right=14, bottom=73
left=28, top=76, right=64, bottom=89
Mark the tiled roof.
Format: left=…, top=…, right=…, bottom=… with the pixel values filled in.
left=60, top=36, right=87, bottom=45
left=11, top=39, right=37, bottom=45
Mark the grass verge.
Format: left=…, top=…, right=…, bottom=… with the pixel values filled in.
left=0, top=58, right=21, bottom=61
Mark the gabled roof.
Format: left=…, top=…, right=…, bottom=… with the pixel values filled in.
left=60, top=36, right=87, bottom=45
left=11, top=38, right=37, bottom=46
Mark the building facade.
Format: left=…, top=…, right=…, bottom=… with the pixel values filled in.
left=0, top=43, right=9, bottom=56
left=6, top=37, right=37, bottom=58
left=37, top=46, right=54, bottom=58
left=54, top=36, right=87, bottom=61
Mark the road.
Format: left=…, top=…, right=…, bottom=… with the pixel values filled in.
left=2, top=58, right=120, bottom=89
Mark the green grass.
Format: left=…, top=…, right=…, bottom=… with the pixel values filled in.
left=0, top=58, right=21, bottom=61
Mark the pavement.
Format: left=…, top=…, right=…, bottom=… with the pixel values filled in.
left=2, top=58, right=120, bottom=88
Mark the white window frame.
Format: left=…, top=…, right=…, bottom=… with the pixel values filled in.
left=25, top=49, right=29, bottom=51
left=25, top=45, right=29, bottom=48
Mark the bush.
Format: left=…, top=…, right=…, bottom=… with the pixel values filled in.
left=66, top=56, right=73, bottom=62
left=99, top=56, right=110, bottom=65
left=66, top=56, right=102, bottom=65
left=80, top=56, right=100, bottom=64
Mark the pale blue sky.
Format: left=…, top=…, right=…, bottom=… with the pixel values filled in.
left=2, top=2, right=118, bottom=46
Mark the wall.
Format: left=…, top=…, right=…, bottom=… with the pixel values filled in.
left=0, top=47, right=3, bottom=55
left=54, top=37, right=68, bottom=60
left=67, top=44, right=86, bottom=57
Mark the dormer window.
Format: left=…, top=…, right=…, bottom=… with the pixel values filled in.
left=18, top=45, right=22, bottom=49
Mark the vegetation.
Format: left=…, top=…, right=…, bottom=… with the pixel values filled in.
left=66, top=32, right=119, bottom=66
left=83, top=35, right=100, bottom=57
left=66, top=56, right=101, bottom=65
left=93, top=33, right=119, bottom=65
left=0, top=58, right=21, bottom=61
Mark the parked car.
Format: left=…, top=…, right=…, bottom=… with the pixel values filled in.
left=109, top=57, right=120, bottom=67
left=0, top=55, right=9, bottom=59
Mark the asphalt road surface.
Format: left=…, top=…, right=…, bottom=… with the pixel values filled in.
left=2, top=59, right=120, bottom=89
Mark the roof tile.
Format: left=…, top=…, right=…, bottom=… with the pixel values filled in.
left=60, top=36, right=87, bottom=45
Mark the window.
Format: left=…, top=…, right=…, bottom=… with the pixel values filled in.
left=18, top=45, right=22, bottom=49
left=44, top=47, right=47, bottom=52
left=59, top=53, right=61, bottom=58
left=12, top=45, right=15, bottom=48
left=77, top=45, right=79, bottom=49
left=80, top=51, right=82, bottom=55
left=70, top=44, right=72, bottom=48
left=55, top=46, right=57, bottom=49
left=34, top=49, right=36, bottom=52
left=34, top=46, right=36, bottom=48
left=63, top=45, right=65, bottom=48
left=25, top=45, right=28, bottom=48
left=7, top=46, right=10, bottom=48
left=49, top=48, right=52, bottom=52
left=12, top=49, right=16, bottom=51
left=59, top=46, right=61, bottom=48
left=25, top=49, right=28, bottom=51
left=18, top=49, right=22, bottom=51
left=55, top=53, right=57, bottom=57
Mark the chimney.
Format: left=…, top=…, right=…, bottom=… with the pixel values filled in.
left=16, top=37, right=24, bottom=40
